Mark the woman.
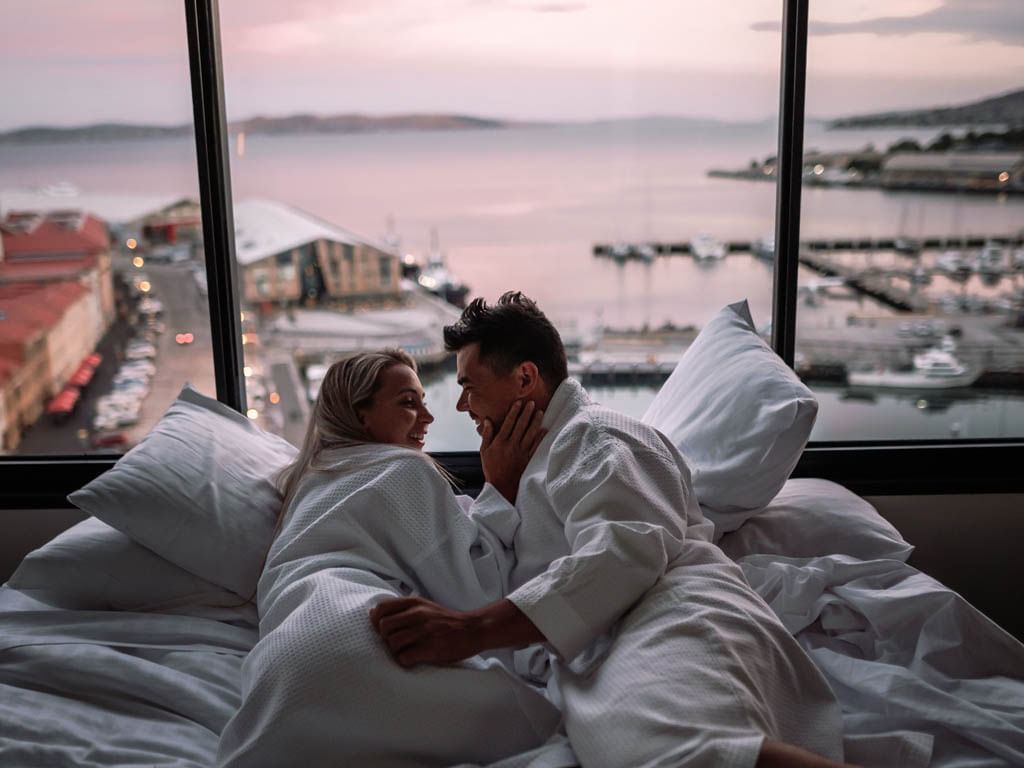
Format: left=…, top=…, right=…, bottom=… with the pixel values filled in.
left=217, top=350, right=567, bottom=768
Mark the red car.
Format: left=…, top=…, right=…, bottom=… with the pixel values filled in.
left=91, top=432, right=130, bottom=449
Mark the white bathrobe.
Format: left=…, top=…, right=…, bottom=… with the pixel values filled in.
left=470, top=379, right=846, bottom=768
left=217, top=444, right=563, bottom=768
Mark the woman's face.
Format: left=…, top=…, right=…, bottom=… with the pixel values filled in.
left=359, top=364, right=434, bottom=450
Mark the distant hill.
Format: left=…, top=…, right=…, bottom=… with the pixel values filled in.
left=829, top=87, right=1024, bottom=129
left=0, top=113, right=528, bottom=144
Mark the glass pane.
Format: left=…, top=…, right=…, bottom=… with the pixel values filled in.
left=0, top=3, right=216, bottom=455
left=795, top=1, right=1024, bottom=441
left=220, top=1, right=781, bottom=449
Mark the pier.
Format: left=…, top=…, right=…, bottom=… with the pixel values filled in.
left=593, top=234, right=1024, bottom=259
left=569, top=313, right=1024, bottom=389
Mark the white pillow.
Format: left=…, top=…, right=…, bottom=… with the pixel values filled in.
left=642, top=300, right=817, bottom=536
left=68, top=385, right=298, bottom=597
left=718, top=478, right=914, bottom=562
left=7, top=517, right=237, bottom=611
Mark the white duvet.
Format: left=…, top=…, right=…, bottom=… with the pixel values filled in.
left=740, top=553, right=1024, bottom=767
left=0, top=589, right=255, bottom=768
left=217, top=444, right=564, bottom=768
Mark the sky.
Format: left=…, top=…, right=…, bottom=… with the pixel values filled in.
left=1, top=0, right=1022, bottom=131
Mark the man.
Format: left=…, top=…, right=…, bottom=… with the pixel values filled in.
left=371, top=292, right=854, bottom=768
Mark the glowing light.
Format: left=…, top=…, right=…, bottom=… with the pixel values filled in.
left=131, top=256, right=145, bottom=268
left=243, top=366, right=253, bottom=377
left=126, top=238, right=137, bottom=250
left=998, top=171, right=1010, bottom=183
left=269, top=392, right=281, bottom=405
left=138, top=281, right=151, bottom=293
left=246, top=408, right=259, bottom=420
left=915, top=399, right=928, bottom=410
left=240, top=311, right=246, bottom=322
left=813, top=164, right=825, bottom=175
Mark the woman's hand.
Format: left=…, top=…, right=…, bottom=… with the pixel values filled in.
left=480, top=399, right=546, bottom=504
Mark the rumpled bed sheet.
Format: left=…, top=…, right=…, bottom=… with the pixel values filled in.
left=740, top=554, right=1024, bottom=767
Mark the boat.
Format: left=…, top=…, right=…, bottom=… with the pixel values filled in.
left=910, top=264, right=932, bottom=286
left=894, top=237, right=923, bottom=256
left=752, top=235, right=775, bottom=261
left=606, top=242, right=656, bottom=263
left=936, top=250, right=972, bottom=279
left=690, top=234, right=726, bottom=261
left=973, top=241, right=1005, bottom=275
left=416, top=253, right=470, bottom=307
left=847, top=346, right=979, bottom=389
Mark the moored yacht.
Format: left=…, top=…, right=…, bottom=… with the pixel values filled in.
left=847, top=346, right=979, bottom=389
left=936, top=250, right=973, bottom=278
left=690, top=233, right=726, bottom=261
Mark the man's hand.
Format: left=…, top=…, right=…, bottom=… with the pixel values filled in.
left=369, top=596, right=485, bottom=668
left=370, top=597, right=545, bottom=668
left=480, top=399, right=546, bottom=503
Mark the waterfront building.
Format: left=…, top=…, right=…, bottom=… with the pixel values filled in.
left=880, top=151, right=1024, bottom=192
left=233, top=199, right=401, bottom=311
left=0, top=211, right=115, bottom=451
left=0, top=186, right=199, bottom=249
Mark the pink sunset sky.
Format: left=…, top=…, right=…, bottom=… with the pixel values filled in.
left=1, top=0, right=1022, bottom=131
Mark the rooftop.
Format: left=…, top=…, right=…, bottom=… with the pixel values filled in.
left=1, top=210, right=109, bottom=259
left=233, top=199, right=395, bottom=266
left=0, top=185, right=196, bottom=227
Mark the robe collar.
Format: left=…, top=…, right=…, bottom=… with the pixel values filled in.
left=542, top=377, right=591, bottom=433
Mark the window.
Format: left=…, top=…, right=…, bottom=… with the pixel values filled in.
left=1, top=1, right=1021, bottom=507
left=0, top=2, right=216, bottom=457
left=219, top=1, right=783, bottom=451
left=795, top=1, right=1024, bottom=442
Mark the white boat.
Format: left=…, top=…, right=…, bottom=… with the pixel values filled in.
left=417, top=253, right=470, bottom=307
left=973, top=241, right=1005, bottom=275
left=936, top=250, right=972, bottom=278
left=847, top=347, right=978, bottom=389
left=752, top=235, right=775, bottom=261
left=690, top=234, right=726, bottom=261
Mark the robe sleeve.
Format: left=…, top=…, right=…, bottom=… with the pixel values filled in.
left=506, top=426, right=693, bottom=661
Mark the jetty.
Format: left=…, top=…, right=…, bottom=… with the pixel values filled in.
left=593, top=234, right=1024, bottom=259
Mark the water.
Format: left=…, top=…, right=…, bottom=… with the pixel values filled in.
left=3, top=118, right=1023, bottom=448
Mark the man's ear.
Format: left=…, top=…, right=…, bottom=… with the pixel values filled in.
left=516, top=362, right=541, bottom=396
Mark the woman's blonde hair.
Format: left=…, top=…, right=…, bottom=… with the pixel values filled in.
left=277, top=348, right=416, bottom=509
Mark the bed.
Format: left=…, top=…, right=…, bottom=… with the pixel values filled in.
left=2, top=302, right=1023, bottom=767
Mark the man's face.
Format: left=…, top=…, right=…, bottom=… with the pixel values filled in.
left=455, top=343, right=523, bottom=435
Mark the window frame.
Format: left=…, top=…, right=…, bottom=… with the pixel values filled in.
left=1, top=0, right=1022, bottom=510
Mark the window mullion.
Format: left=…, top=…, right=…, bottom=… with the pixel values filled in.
left=771, top=0, right=809, bottom=366
left=184, top=0, right=246, bottom=411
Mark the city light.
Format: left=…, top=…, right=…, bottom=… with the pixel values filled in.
left=131, top=256, right=145, bottom=268
left=269, top=392, right=281, bottom=405
left=240, top=311, right=246, bottom=322
left=998, top=171, right=1010, bottom=183
left=246, top=408, right=259, bottom=420
left=126, top=238, right=137, bottom=250
left=243, top=366, right=253, bottom=377
left=138, top=281, right=151, bottom=293
left=813, top=164, right=825, bottom=175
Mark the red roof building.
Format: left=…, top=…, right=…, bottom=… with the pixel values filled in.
left=1, top=210, right=109, bottom=259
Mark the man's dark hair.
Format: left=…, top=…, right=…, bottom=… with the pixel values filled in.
left=443, top=291, right=568, bottom=388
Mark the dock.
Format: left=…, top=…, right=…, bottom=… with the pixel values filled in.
left=568, top=313, right=1024, bottom=389
left=593, top=234, right=1024, bottom=259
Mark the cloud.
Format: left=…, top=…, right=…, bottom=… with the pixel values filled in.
left=751, top=0, right=1024, bottom=47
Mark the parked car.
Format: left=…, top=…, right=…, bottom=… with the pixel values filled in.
left=91, top=432, right=130, bottom=449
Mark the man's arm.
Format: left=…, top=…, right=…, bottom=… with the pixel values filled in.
left=369, top=596, right=543, bottom=668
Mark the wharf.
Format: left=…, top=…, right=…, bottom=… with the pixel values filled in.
left=569, top=313, right=1024, bottom=388
left=593, top=234, right=1024, bottom=259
